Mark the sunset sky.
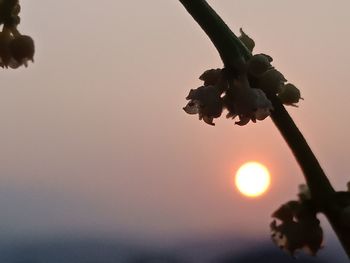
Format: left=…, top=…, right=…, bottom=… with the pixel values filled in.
left=0, top=0, right=349, bottom=258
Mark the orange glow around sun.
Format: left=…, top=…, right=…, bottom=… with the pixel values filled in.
left=235, top=162, right=271, bottom=197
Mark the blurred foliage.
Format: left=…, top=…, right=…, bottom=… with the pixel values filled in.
left=0, top=0, right=34, bottom=68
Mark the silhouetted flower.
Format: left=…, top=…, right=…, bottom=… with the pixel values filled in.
left=0, top=1, right=35, bottom=69
left=247, top=54, right=273, bottom=77
left=255, top=69, right=287, bottom=94
left=184, top=30, right=303, bottom=126
left=224, top=76, right=273, bottom=125
left=10, top=34, right=34, bottom=67
left=271, top=186, right=323, bottom=256
left=278, top=83, right=303, bottom=106
left=199, top=68, right=222, bottom=86
left=183, top=85, right=223, bottom=126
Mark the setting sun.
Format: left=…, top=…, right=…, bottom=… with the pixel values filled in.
left=235, top=162, right=271, bottom=197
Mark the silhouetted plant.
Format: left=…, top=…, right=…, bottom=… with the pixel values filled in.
left=2, top=0, right=349, bottom=259
left=0, top=0, right=34, bottom=68
left=179, top=0, right=350, bottom=258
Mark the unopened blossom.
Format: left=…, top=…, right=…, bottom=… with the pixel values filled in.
left=256, top=68, right=287, bottom=94
left=278, top=83, right=303, bottom=106
left=10, top=34, right=34, bottom=67
left=271, top=201, right=299, bottom=222
left=238, top=28, right=255, bottom=52
left=224, top=76, right=273, bottom=126
left=247, top=54, right=273, bottom=77
left=199, top=68, right=222, bottom=86
left=183, top=85, right=223, bottom=126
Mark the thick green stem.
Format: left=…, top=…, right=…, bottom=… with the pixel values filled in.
left=268, top=95, right=334, bottom=201
left=179, top=0, right=250, bottom=68
left=179, top=0, right=350, bottom=258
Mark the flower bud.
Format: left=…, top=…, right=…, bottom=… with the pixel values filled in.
left=10, top=34, right=35, bottom=66
left=199, top=68, right=222, bottom=86
left=183, top=85, right=223, bottom=126
left=224, top=76, right=273, bottom=125
left=256, top=69, right=287, bottom=94
left=238, top=28, right=255, bottom=52
left=278, top=83, right=303, bottom=106
left=247, top=54, right=273, bottom=77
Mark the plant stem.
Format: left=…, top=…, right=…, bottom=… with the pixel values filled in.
left=178, top=0, right=249, bottom=68
left=179, top=0, right=350, bottom=257
left=268, top=95, right=334, bottom=201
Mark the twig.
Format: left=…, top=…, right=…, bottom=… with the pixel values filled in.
left=178, top=0, right=350, bottom=257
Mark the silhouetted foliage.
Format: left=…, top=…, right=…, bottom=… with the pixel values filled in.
left=0, top=0, right=34, bottom=68
left=179, top=0, right=350, bottom=258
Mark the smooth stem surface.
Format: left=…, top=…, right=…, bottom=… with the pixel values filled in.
left=179, top=0, right=350, bottom=258
left=268, top=95, right=334, bottom=201
left=178, top=0, right=250, bottom=68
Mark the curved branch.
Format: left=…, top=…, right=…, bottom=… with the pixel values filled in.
left=178, top=0, right=350, bottom=257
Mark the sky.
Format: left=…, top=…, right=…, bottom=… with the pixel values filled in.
left=0, top=0, right=349, bottom=256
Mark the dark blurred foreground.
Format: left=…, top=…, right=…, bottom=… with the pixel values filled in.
left=0, top=237, right=344, bottom=263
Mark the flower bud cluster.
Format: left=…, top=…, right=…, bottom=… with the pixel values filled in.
left=0, top=0, right=34, bottom=68
left=183, top=30, right=302, bottom=126
left=270, top=185, right=323, bottom=256
left=240, top=29, right=303, bottom=106
left=183, top=84, right=223, bottom=126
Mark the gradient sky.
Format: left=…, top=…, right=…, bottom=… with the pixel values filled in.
left=0, top=0, right=349, bottom=255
